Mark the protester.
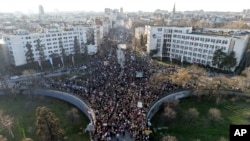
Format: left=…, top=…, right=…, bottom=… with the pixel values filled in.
left=40, top=36, right=181, bottom=141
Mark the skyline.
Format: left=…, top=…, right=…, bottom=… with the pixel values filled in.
left=0, top=0, right=250, bottom=14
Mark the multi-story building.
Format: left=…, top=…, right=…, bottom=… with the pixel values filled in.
left=3, top=26, right=100, bottom=66
left=94, top=25, right=104, bottom=47
left=0, top=37, right=11, bottom=72
left=145, top=26, right=250, bottom=70
left=120, top=7, right=123, bottom=14
left=39, top=5, right=45, bottom=15
left=104, top=8, right=112, bottom=15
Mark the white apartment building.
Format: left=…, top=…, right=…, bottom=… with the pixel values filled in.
left=94, top=25, right=104, bottom=47
left=4, top=26, right=101, bottom=66
left=0, top=38, right=11, bottom=69
left=145, top=26, right=250, bottom=70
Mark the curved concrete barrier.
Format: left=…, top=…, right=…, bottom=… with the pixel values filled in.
left=0, top=89, right=95, bottom=125
left=147, top=90, right=191, bottom=122
left=146, top=89, right=250, bottom=123
left=31, top=89, right=95, bottom=124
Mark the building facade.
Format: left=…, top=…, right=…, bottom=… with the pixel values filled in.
left=0, top=38, right=11, bottom=73
left=39, top=5, right=44, bottom=15
left=4, top=26, right=101, bottom=66
left=145, top=26, right=249, bottom=70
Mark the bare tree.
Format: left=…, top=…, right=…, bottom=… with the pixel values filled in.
left=21, top=138, right=33, bottom=141
left=187, top=64, right=206, bottom=75
left=0, top=135, right=7, bottom=141
left=165, top=99, right=179, bottom=108
left=36, top=107, right=64, bottom=141
left=65, top=107, right=80, bottom=125
left=194, top=75, right=235, bottom=99
left=238, top=67, right=250, bottom=92
left=208, top=108, right=222, bottom=124
left=0, top=110, right=14, bottom=138
left=222, top=21, right=249, bottom=29
left=171, top=99, right=180, bottom=107
left=184, top=108, right=199, bottom=122
left=22, top=69, right=36, bottom=77
left=164, top=106, right=176, bottom=120
left=132, top=37, right=140, bottom=51
left=218, top=137, right=228, bottom=141
left=162, top=135, right=178, bottom=141
left=148, top=72, right=169, bottom=90
left=170, top=68, right=192, bottom=87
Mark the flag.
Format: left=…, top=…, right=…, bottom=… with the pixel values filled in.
left=181, top=55, right=183, bottom=63
left=37, top=59, right=43, bottom=70
left=49, top=57, right=53, bottom=65
left=104, top=61, right=109, bottom=66
left=72, top=55, right=75, bottom=65
left=87, top=109, right=92, bottom=114
left=170, top=55, right=172, bottom=62
left=37, top=59, right=41, bottom=67
left=137, top=101, right=143, bottom=108
left=61, top=56, right=64, bottom=66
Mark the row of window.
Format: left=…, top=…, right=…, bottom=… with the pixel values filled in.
left=172, top=34, right=228, bottom=44
left=22, top=32, right=83, bottom=40
left=170, top=54, right=211, bottom=64
left=163, top=34, right=172, bottom=38
left=22, top=37, right=84, bottom=44
left=34, top=47, right=74, bottom=55
left=159, top=47, right=213, bottom=55
left=24, top=44, right=77, bottom=51
left=45, top=32, right=78, bottom=37
left=171, top=49, right=213, bottom=57
left=157, top=28, right=185, bottom=33
left=164, top=29, right=173, bottom=33
left=172, top=44, right=227, bottom=51
left=172, top=51, right=213, bottom=59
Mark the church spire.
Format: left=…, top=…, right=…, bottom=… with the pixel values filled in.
left=173, top=3, right=176, bottom=14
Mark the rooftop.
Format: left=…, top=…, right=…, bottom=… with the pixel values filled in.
left=0, top=39, right=5, bottom=44
left=191, top=31, right=249, bottom=38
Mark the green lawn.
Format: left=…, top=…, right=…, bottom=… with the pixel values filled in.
left=0, top=94, right=90, bottom=141
left=150, top=96, right=250, bottom=141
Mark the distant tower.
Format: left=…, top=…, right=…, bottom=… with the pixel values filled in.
left=39, top=5, right=44, bottom=15
left=172, top=3, right=176, bottom=14
left=120, top=7, right=123, bottom=14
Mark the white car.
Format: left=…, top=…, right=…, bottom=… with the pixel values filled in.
left=10, top=76, right=20, bottom=80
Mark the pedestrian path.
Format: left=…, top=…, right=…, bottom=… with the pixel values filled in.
left=117, top=48, right=125, bottom=68
left=111, top=131, right=134, bottom=141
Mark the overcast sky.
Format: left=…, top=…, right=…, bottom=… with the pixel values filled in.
left=0, top=0, right=249, bottom=13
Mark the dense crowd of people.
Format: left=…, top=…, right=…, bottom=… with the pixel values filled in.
left=2, top=29, right=244, bottom=141
left=37, top=35, right=181, bottom=141
left=2, top=37, right=181, bottom=141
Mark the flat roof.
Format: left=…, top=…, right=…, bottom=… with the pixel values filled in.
left=190, top=32, right=247, bottom=39
left=0, top=39, right=5, bottom=44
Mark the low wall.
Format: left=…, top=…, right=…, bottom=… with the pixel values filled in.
left=147, top=90, right=191, bottom=122
left=146, top=89, right=250, bottom=124
left=31, top=89, right=95, bottom=124
left=0, top=89, right=95, bottom=125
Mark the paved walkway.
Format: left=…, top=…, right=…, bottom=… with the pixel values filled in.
left=110, top=131, right=133, bottom=141
left=117, top=47, right=125, bottom=68
left=112, top=48, right=134, bottom=141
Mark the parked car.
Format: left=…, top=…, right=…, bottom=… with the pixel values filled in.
left=10, top=76, right=20, bottom=80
